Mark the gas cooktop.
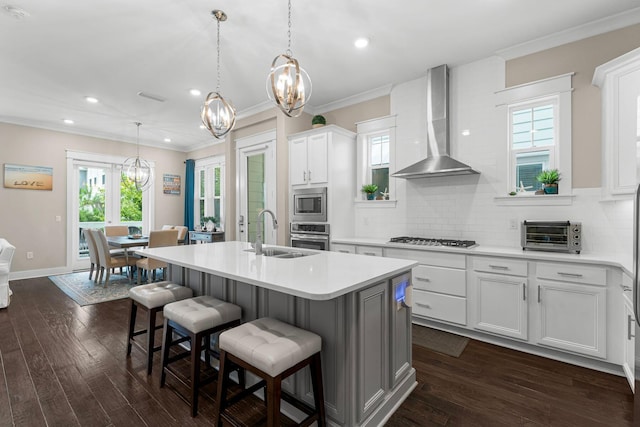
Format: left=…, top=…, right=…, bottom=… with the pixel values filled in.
left=389, top=236, right=478, bottom=248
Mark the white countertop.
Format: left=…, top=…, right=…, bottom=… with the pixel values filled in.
left=332, top=237, right=633, bottom=276
left=137, top=241, right=417, bottom=301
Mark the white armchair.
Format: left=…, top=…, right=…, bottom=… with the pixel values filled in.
left=0, top=238, right=16, bottom=309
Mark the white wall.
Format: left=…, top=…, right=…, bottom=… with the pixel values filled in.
left=352, top=56, right=633, bottom=257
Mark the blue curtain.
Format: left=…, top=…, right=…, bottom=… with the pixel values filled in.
left=184, top=159, right=195, bottom=230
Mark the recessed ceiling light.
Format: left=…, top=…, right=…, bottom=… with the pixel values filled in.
left=63, top=119, right=74, bottom=125
left=164, top=138, right=171, bottom=143
left=354, top=37, right=369, bottom=49
left=461, top=129, right=470, bottom=136
left=85, top=96, right=99, bottom=104
left=189, top=89, right=201, bottom=96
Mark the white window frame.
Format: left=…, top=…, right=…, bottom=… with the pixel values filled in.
left=194, top=155, right=225, bottom=229
left=356, top=115, right=397, bottom=204
left=495, top=73, right=573, bottom=202
left=508, top=96, right=558, bottom=193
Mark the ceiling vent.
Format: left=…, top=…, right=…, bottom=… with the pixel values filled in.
left=137, top=91, right=166, bottom=103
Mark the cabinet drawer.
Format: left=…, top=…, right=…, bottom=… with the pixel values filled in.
left=412, top=290, right=466, bottom=325
left=385, top=248, right=466, bottom=269
left=537, top=262, right=606, bottom=286
left=356, top=245, right=383, bottom=257
left=472, top=257, right=527, bottom=277
left=412, top=265, right=466, bottom=297
left=332, top=243, right=356, bottom=254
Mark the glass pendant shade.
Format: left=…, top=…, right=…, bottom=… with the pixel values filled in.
left=201, top=9, right=236, bottom=139
left=122, top=122, right=153, bottom=191
left=201, top=91, right=236, bottom=138
left=267, top=54, right=312, bottom=118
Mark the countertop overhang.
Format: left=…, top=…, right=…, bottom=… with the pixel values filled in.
left=137, top=241, right=417, bottom=301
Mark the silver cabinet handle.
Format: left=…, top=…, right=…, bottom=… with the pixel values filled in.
left=415, top=302, right=431, bottom=309
left=537, top=285, right=541, bottom=303
left=522, top=283, right=526, bottom=301
left=621, top=284, right=632, bottom=292
left=557, top=272, right=583, bottom=278
left=308, top=170, right=311, bottom=180
left=489, top=264, right=509, bottom=270
left=303, top=171, right=306, bottom=181
left=629, top=315, right=635, bottom=340
left=415, top=277, right=430, bottom=282
left=363, top=252, right=377, bottom=256
left=338, top=250, right=350, bottom=253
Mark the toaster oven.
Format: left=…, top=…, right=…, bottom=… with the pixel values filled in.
left=521, top=221, right=582, bottom=254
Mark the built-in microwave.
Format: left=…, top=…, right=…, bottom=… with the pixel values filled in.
left=521, top=220, right=582, bottom=254
left=291, top=187, right=327, bottom=223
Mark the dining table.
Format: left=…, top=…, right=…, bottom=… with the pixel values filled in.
left=106, top=235, right=149, bottom=278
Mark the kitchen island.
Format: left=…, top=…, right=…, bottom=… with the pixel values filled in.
left=137, top=241, right=418, bottom=426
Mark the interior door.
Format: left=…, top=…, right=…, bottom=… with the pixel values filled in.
left=236, top=132, right=277, bottom=244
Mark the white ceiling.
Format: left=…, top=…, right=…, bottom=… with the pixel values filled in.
left=1, top=0, right=639, bottom=152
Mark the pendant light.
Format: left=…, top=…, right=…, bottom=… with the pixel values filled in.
left=266, top=0, right=312, bottom=117
left=122, top=122, right=153, bottom=191
left=201, top=9, right=236, bottom=139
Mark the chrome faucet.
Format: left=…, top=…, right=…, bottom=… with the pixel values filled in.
left=254, top=209, right=278, bottom=255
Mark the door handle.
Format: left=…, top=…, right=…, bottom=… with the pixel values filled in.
left=489, top=264, right=509, bottom=270
left=522, top=283, right=526, bottom=301
left=628, top=314, right=635, bottom=340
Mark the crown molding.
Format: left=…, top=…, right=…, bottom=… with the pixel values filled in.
left=312, top=84, right=393, bottom=114
left=496, top=7, right=640, bottom=60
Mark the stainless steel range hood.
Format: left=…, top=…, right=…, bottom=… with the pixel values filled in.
left=392, top=64, right=479, bottom=179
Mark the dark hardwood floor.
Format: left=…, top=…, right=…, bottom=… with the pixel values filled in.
left=0, top=277, right=634, bottom=426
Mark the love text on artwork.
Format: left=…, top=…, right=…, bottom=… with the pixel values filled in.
left=13, top=180, right=45, bottom=187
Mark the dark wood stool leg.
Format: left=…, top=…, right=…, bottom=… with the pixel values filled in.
left=127, top=300, right=137, bottom=355
left=190, top=331, right=201, bottom=417
left=146, top=307, right=158, bottom=375
left=311, top=352, right=326, bottom=426
left=214, top=350, right=230, bottom=427
left=266, top=375, right=282, bottom=427
left=160, top=318, right=172, bottom=387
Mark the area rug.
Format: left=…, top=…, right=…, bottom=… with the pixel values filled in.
left=412, top=325, right=469, bottom=357
left=48, top=271, right=135, bottom=306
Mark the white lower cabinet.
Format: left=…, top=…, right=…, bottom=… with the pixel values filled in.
left=331, top=243, right=356, bottom=254
left=534, top=262, right=607, bottom=359
left=471, top=257, right=528, bottom=340
left=622, top=293, right=635, bottom=391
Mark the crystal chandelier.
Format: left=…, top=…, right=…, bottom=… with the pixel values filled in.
left=201, top=9, right=236, bottom=139
left=122, top=122, right=153, bottom=191
left=266, top=0, right=312, bottom=117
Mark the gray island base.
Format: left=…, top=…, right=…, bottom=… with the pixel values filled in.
left=138, top=241, right=418, bottom=426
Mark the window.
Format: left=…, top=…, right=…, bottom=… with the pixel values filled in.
left=195, top=156, right=225, bottom=229
left=356, top=115, right=396, bottom=201
left=495, top=73, right=572, bottom=197
left=509, top=99, right=557, bottom=192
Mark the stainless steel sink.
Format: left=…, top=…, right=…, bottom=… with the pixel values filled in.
left=244, top=248, right=316, bottom=258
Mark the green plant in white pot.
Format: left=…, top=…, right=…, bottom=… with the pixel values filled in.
left=311, top=115, right=326, bottom=128
left=361, top=184, right=378, bottom=200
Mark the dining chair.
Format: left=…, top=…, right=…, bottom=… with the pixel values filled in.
left=91, top=229, right=137, bottom=286
left=83, top=228, right=100, bottom=282
left=104, top=225, right=129, bottom=236
left=136, top=229, right=179, bottom=285
left=173, top=226, right=188, bottom=244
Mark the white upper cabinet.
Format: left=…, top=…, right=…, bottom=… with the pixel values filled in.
left=290, top=132, right=329, bottom=186
left=593, top=47, right=640, bottom=198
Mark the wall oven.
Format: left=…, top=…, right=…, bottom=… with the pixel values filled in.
left=291, top=187, right=327, bottom=223
left=290, top=223, right=330, bottom=251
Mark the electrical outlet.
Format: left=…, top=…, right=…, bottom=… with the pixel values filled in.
left=509, top=219, right=518, bottom=230
left=55, top=215, right=61, bottom=222
left=26, top=251, right=34, bottom=259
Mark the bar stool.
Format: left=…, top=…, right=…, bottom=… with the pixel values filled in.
left=214, top=317, right=326, bottom=427
left=127, top=281, right=193, bottom=375
left=160, top=295, right=242, bottom=417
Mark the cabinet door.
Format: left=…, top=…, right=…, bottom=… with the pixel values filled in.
left=290, top=136, right=308, bottom=186
left=623, top=297, right=635, bottom=391
left=473, top=273, right=528, bottom=340
left=307, top=133, right=328, bottom=184
left=536, top=280, right=606, bottom=358
left=331, top=243, right=356, bottom=254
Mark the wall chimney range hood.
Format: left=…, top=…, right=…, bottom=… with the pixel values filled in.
left=392, top=64, right=479, bottom=179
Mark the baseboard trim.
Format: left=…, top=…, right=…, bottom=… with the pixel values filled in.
left=9, top=267, right=71, bottom=281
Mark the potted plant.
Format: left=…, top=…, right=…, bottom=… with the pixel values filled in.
left=201, top=216, right=218, bottom=231
left=361, top=184, right=378, bottom=200
left=536, top=169, right=561, bottom=194
left=311, top=115, right=326, bottom=128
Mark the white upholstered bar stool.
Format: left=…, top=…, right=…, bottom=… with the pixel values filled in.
left=214, top=317, right=326, bottom=427
left=127, top=281, right=193, bottom=375
left=160, top=295, right=242, bottom=417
